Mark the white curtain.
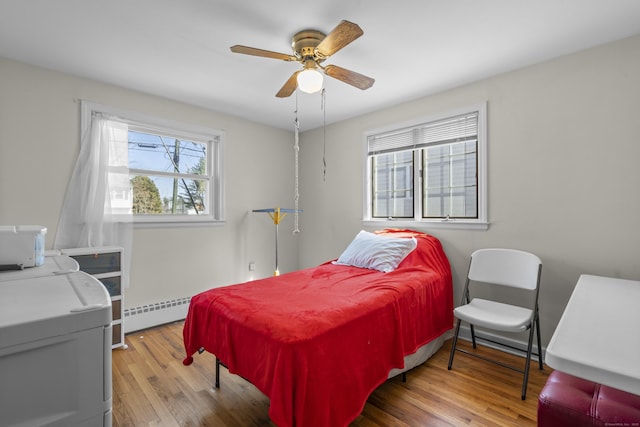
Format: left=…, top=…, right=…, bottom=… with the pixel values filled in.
left=54, top=115, right=133, bottom=288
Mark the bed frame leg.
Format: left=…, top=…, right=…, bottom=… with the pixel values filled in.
left=402, top=372, right=406, bottom=383
left=215, top=357, right=221, bottom=389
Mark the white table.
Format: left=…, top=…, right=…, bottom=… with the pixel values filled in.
left=546, top=274, right=640, bottom=395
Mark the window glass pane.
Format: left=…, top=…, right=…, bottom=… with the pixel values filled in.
left=423, top=141, right=477, bottom=218
left=128, top=131, right=207, bottom=175
left=371, top=151, right=413, bottom=218
left=131, top=175, right=209, bottom=215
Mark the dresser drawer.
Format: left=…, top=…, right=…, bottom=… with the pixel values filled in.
left=112, top=323, right=122, bottom=346
left=99, top=276, right=121, bottom=297
left=111, top=299, right=122, bottom=321
left=71, top=251, right=120, bottom=275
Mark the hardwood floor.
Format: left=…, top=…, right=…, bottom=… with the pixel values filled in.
left=112, top=321, right=550, bottom=426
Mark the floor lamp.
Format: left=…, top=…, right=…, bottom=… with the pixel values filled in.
left=253, top=207, right=302, bottom=276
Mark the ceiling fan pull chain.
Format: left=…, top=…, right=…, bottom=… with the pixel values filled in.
left=293, top=92, right=300, bottom=235
left=322, top=88, right=327, bottom=182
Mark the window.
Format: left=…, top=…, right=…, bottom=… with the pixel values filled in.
left=364, top=103, right=487, bottom=230
left=81, top=101, right=224, bottom=226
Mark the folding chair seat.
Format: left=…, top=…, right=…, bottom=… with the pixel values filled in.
left=447, top=248, right=543, bottom=400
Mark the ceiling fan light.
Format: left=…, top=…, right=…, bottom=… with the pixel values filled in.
left=297, top=69, right=323, bottom=94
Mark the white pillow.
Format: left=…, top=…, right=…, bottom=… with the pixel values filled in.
left=333, top=230, right=417, bottom=273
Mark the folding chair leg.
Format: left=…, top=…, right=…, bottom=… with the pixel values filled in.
left=470, top=324, right=477, bottom=349
left=535, top=314, right=543, bottom=369
left=522, top=326, right=536, bottom=400
left=448, top=319, right=462, bottom=370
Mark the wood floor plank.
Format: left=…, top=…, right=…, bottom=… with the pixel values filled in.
left=112, top=321, right=549, bottom=426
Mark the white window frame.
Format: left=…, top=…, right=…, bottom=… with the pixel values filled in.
left=81, top=101, right=225, bottom=228
left=362, top=102, right=488, bottom=231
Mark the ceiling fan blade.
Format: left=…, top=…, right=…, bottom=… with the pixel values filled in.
left=276, top=71, right=301, bottom=98
left=315, top=20, right=364, bottom=58
left=230, top=45, right=297, bottom=62
left=323, top=65, right=374, bottom=90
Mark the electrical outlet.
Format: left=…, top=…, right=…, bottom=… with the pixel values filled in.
left=248, top=262, right=256, bottom=271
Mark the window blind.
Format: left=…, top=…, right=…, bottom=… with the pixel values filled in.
left=367, top=112, right=479, bottom=155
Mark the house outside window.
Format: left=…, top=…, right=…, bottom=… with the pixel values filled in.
left=363, top=102, right=488, bottom=230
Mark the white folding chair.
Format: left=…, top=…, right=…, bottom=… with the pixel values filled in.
left=447, top=248, right=543, bottom=400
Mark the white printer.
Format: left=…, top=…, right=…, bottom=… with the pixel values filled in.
left=0, top=254, right=113, bottom=426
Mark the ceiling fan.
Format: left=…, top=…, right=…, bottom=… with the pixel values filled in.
left=230, top=20, right=375, bottom=97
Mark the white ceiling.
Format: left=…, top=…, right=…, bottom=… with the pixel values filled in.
left=2, top=1, right=640, bottom=131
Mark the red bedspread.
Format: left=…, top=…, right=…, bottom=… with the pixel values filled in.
left=183, top=229, right=453, bottom=427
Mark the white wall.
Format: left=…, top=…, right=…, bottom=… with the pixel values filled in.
left=297, top=34, right=640, bottom=347
left=0, top=58, right=299, bottom=309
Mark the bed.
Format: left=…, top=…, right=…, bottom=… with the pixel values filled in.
left=183, top=228, right=453, bottom=427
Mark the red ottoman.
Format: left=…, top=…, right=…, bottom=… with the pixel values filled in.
left=538, top=370, right=640, bottom=427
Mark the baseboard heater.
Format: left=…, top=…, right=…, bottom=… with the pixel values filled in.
left=123, top=297, right=191, bottom=333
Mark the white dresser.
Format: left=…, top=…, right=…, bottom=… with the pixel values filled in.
left=61, top=246, right=126, bottom=349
